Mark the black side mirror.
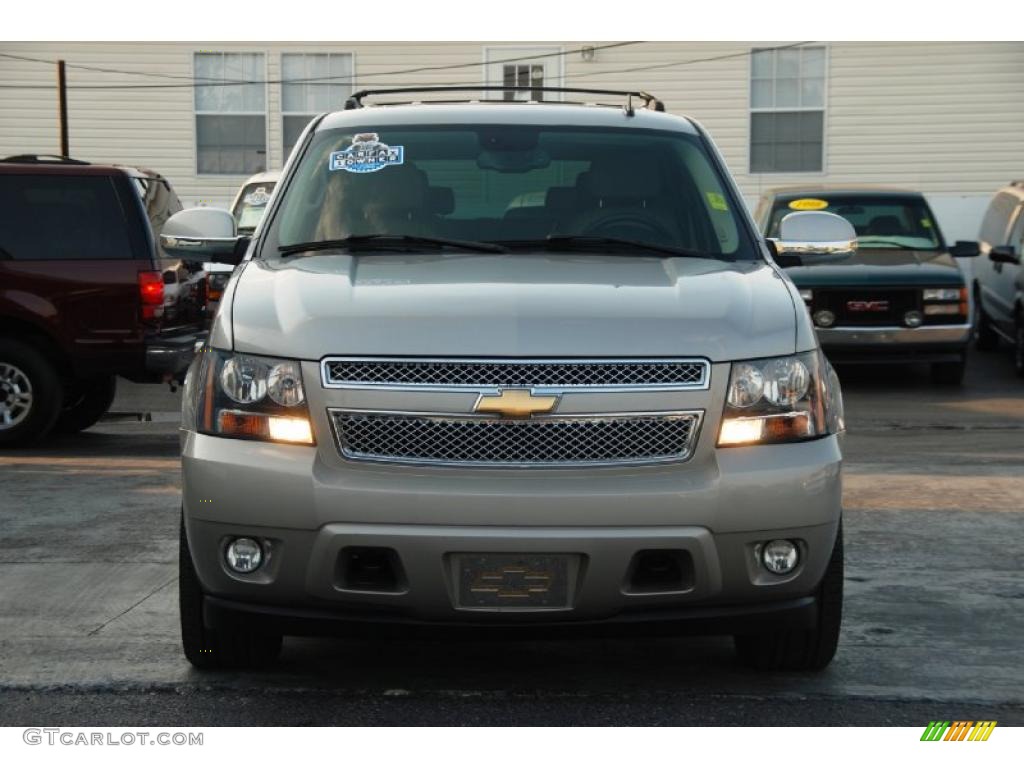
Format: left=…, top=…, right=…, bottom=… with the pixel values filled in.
left=990, top=245, right=1020, bottom=265
left=950, top=240, right=980, bottom=258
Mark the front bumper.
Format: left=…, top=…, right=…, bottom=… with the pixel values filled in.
left=816, top=323, right=970, bottom=363
left=181, top=429, right=842, bottom=632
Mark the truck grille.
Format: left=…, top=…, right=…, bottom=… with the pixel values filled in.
left=330, top=411, right=702, bottom=467
left=321, top=358, right=708, bottom=390
left=815, top=289, right=919, bottom=327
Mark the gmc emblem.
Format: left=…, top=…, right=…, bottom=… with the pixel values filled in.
left=846, top=300, right=890, bottom=312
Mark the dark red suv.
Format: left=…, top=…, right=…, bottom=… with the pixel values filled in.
left=0, top=156, right=209, bottom=445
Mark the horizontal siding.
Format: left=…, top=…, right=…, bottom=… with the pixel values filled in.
left=0, top=41, right=1021, bottom=214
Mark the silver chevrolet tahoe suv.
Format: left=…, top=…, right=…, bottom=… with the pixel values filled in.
left=162, top=87, right=849, bottom=672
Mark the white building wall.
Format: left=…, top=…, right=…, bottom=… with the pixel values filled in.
left=1, top=41, right=1021, bottom=240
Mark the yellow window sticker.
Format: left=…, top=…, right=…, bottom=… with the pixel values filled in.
left=706, top=192, right=728, bottom=211
left=788, top=198, right=829, bottom=211
left=921, top=218, right=933, bottom=228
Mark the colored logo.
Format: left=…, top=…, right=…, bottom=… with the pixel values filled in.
left=329, top=132, right=404, bottom=174
left=920, top=721, right=997, bottom=742
left=243, top=187, right=272, bottom=206
left=846, top=300, right=890, bottom=312
left=474, top=389, right=558, bottom=418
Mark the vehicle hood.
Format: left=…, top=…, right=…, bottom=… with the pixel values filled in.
left=228, top=252, right=799, bottom=361
left=785, top=248, right=964, bottom=287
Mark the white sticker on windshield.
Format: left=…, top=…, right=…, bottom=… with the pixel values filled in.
left=243, top=187, right=272, bottom=206
left=329, top=133, right=405, bottom=174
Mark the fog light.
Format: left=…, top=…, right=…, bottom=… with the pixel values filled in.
left=812, top=309, right=835, bottom=328
left=761, top=539, right=799, bottom=574
left=903, top=310, right=923, bottom=328
left=225, top=537, right=263, bottom=573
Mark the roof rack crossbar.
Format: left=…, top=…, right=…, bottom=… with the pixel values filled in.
left=344, top=86, right=665, bottom=114
left=0, top=154, right=89, bottom=165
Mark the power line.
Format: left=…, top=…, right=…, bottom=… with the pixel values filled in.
left=0, top=41, right=814, bottom=93
left=564, top=41, right=816, bottom=79
left=0, top=42, right=643, bottom=88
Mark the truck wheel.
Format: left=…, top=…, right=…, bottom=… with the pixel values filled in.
left=55, top=376, right=117, bottom=434
left=1015, top=323, right=1024, bottom=378
left=0, top=339, right=63, bottom=447
left=930, top=355, right=967, bottom=386
left=734, top=521, right=843, bottom=672
left=973, top=295, right=998, bottom=351
left=179, top=515, right=282, bottom=670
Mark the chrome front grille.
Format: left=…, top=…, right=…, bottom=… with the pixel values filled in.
left=321, top=358, right=708, bottom=390
left=330, top=411, right=702, bottom=467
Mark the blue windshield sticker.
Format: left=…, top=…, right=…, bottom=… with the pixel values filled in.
left=329, top=133, right=405, bottom=173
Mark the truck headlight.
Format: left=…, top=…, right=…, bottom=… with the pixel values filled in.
left=718, top=351, right=843, bottom=447
left=197, top=349, right=314, bottom=445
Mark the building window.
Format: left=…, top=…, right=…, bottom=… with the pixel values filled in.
left=282, top=53, right=354, bottom=160
left=502, top=63, right=545, bottom=101
left=194, top=53, right=266, bottom=175
left=749, top=46, right=826, bottom=173
left=485, top=47, right=562, bottom=101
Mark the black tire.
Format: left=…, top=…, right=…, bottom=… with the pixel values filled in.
left=1014, top=322, right=1024, bottom=378
left=0, top=338, right=64, bottom=447
left=179, top=516, right=282, bottom=670
left=734, top=521, right=843, bottom=672
left=931, top=355, right=967, bottom=386
left=55, top=376, right=117, bottom=434
left=973, top=293, right=999, bottom=351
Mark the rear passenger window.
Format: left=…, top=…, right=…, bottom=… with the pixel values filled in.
left=978, top=193, right=1017, bottom=247
left=0, top=175, right=133, bottom=260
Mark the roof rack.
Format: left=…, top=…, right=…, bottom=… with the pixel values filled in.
left=0, top=154, right=89, bottom=165
left=344, top=86, right=665, bottom=116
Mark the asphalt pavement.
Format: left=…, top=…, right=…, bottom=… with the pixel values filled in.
left=1, top=350, right=1022, bottom=726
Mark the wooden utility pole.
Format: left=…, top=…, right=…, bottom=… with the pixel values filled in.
left=57, top=60, right=69, bottom=157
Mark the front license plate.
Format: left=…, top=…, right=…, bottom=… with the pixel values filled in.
left=456, top=553, right=572, bottom=609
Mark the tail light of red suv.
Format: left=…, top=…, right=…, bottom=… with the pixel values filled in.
left=138, top=270, right=165, bottom=321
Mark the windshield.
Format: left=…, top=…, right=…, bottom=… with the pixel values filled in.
left=264, top=124, right=757, bottom=260
left=768, top=194, right=944, bottom=250
left=233, top=181, right=277, bottom=233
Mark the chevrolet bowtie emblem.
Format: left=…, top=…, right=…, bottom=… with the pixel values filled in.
left=474, top=388, right=558, bottom=418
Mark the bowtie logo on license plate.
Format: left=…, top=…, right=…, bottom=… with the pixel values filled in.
left=846, top=300, right=890, bottom=312
left=470, top=564, right=553, bottom=599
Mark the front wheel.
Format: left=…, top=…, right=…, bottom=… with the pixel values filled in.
left=973, top=295, right=999, bottom=351
left=1014, top=323, right=1024, bottom=378
left=734, top=521, right=843, bottom=672
left=179, top=516, right=282, bottom=669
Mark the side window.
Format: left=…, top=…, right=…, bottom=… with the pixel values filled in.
left=0, top=175, right=133, bottom=260
left=1009, top=205, right=1024, bottom=253
left=978, top=193, right=1016, bottom=246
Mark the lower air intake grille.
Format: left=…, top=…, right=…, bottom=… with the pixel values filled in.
left=331, top=411, right=702, bottom=467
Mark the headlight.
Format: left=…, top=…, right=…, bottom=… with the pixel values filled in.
left=923, top=288, right=961, bottom=301
left=718, top=351, right=843, bottom=447
left=197, top=349, right=314, bottom=445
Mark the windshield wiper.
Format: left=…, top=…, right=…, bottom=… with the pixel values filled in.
left=504, top=236, right=705, bottom=259
left=856, top=240, right=924, bottom=250
left=278, top=234, right=508, bottom=257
